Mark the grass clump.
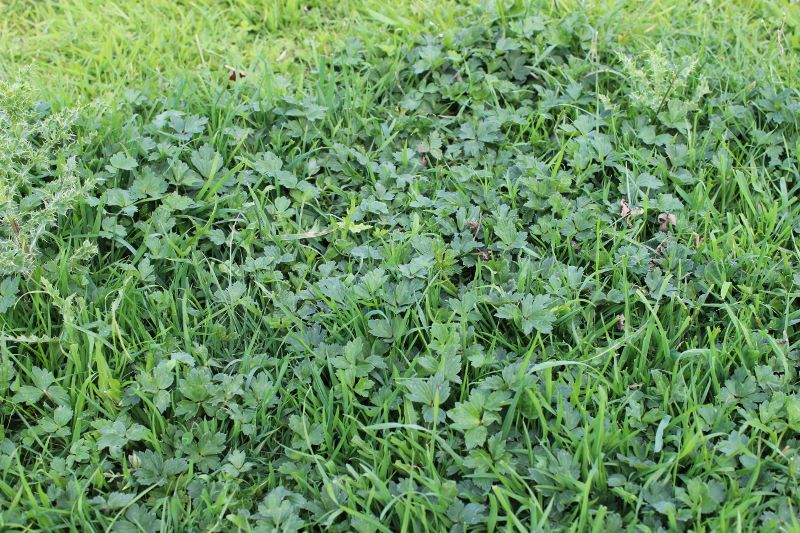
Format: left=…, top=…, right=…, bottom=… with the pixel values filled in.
left=1, top=1, right=800, bottom=531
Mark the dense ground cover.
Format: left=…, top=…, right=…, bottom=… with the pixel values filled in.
left=2, top=0, right=800, bottom=530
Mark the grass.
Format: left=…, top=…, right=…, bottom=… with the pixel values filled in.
left=0, top=0, right=464, bottom=103
left=1, top=0, right=800, bottom=531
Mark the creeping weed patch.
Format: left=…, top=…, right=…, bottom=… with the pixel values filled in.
left=1, top=2, right=800, bottom=531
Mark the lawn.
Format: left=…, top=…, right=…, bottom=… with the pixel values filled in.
left=1, top=0, right=800, bottom=531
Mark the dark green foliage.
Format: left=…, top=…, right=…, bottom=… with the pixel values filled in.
left=1, top=3, right=799, bottom=531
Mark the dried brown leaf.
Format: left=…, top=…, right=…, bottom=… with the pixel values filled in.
left=658, top=212, right=677, bottom=232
